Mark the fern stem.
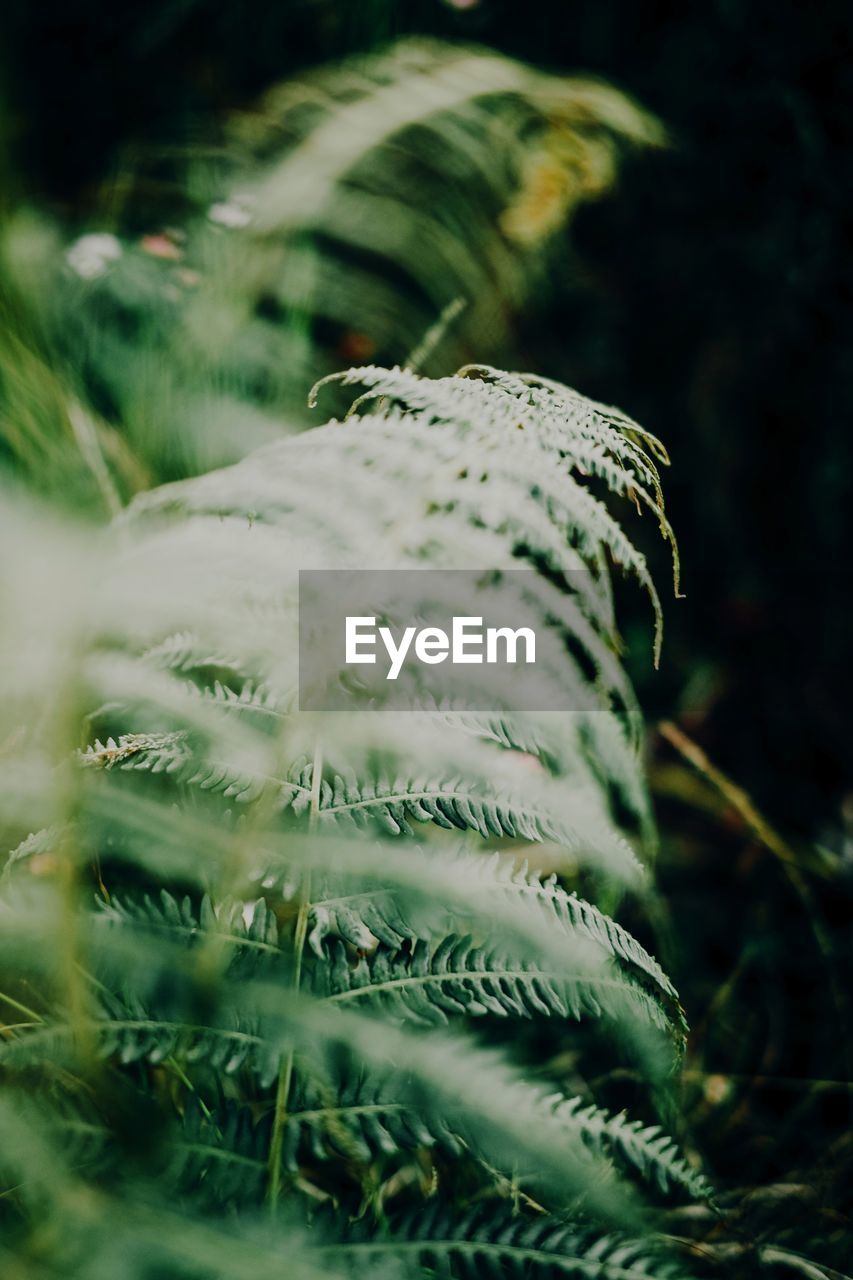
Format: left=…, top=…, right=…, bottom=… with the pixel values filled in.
left=266, top=741, right=322, bottom=1210
left=404, top=296, right=466, bottom=373
left=0, top=991, right=43, bottom=1023
left=66, top=399, right=123, bottom=519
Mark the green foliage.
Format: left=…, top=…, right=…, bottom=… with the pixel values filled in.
left=0, top=33, right=710, bottom=1280
left=0, top=353, right=706, bottom=1279
left=322, top=1205, right=695, bottom=1279
left=1, top=14, right=849, bottom=1280
left=1, top=39, right=662, bottom=502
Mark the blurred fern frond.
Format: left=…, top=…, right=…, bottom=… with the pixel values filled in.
left=0, top=360, right=704, bottom=1278
left=1, top=39, right=663, bottom=500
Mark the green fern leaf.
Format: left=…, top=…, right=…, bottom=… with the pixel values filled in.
left=323, top=1204, right=696, bottom=1278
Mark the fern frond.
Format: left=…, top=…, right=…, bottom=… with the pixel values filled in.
left=235, top=41, right=662, bottom=385
left=95, top=890, right=282, bottom=975
left=433, top=707, right=652, bottom=842
left=311, top=362, right=676, bottom=659
left=185, top=678, right=290, bottom=730
left=45, top=1085, right=709, bottom=1212
left=286, top=759, right=638, bottom=877
left=82, top=731, right=644, bottom=884
left=142, top=631, right=252, bottom=681
left=38, top=39, right=663, bottom=489
left=173, top=1081, right=709, bottom=1202
left=323, top=1204, right=695, bottom=1278
left=0, top=24, right=708, bottom=1275
left=539, top=1094, right=711, bottom=1201
left=234, top=1080, right=708, bottom=1201
left=87, top=882, right=678, bottom=1049
left=80, top=732, right=191, bottom=776
left=3, top=825, right=67, bottom=877
left=0, top=998, right=284, bottom=1088
left=170, top=1088, right=462, bottom=1203
left=311, top=935, right=676, bottom=1048
left=277, top=844, right=678, bottom=1014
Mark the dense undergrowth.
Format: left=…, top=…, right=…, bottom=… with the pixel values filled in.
left=0, top=18, right=850, bottom=1280
left=1, top=356, right=702, bottom=1278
